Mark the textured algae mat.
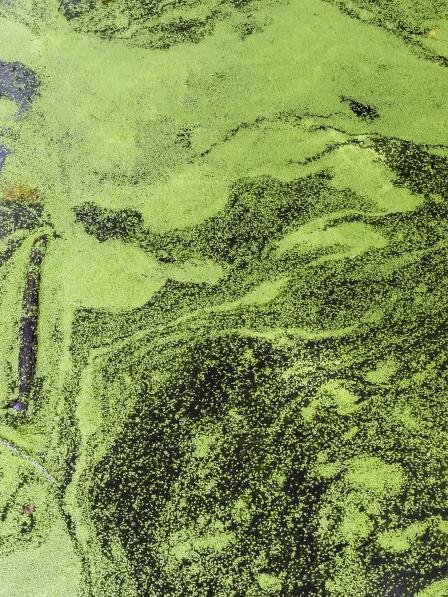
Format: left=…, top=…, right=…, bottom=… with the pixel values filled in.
left=1, top=0, right=448, bottom=595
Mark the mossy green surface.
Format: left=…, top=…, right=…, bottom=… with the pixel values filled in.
left=0, top=0, right=448, bottom=595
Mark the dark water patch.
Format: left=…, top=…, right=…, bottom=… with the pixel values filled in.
left=0, top=145, right=10, bottom=170
left=87, top=334, right=329, bottom=594
left=195, top=173, right=327, bottom=266
left=59, top=0, right=259, bottom=49
left=341, top=96, right=379, bottom=120
left=0, top=61, right=39, bottom=112
left=374, top=137, right=448, bottom=199
left=0, top=237, right=23, bottom=266
left=0, top=201, right=43, bottom=238
left=375, top=561, right=448, bottom=596
left=73, top=201, right=144, bottom=243
left=59, top=0, right=93, bottom=20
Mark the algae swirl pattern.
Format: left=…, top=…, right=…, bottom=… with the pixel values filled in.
left=0, top=0, right=448, bottom=595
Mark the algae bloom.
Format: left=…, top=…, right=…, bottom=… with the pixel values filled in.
left=0, top=0, right=447, bottom=595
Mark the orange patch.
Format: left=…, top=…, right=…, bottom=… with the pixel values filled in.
left=2, top=185, right=40, bottom=203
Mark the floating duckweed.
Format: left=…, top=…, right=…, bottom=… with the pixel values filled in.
left=0, top=0, right=447, bottom=594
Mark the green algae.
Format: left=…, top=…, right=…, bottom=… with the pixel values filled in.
left=0, top=520, right=82, bottom=597
left=419, top=578, right=448, bottom=596
left=0, top=0, right=448, bottom=595
left=0, top=97, right=17, bottom=122
left=377, top=520, right=429, bottom=553
left=45, top=235, right=166, bottom=311
left=257, top=572, right=282, bottom=593
left=277, top=221, right=388, bottom=259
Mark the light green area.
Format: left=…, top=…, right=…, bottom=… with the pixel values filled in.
left=393, top=405, right=422, bottom=430
left=193, top=432, right=217, bottom=458
left=0, top=97, right=17, bottom=122
left=418, top=578, right=448, bottom=596
left=231, top=278, right=289, bottom=307
left=0, top=521, right=82, bottom=597
left=423, top=20, right=448, bottom=58
left=365, top=359, right=397, bottom=383
left=345, top=457, right=405, bottom=495
left=277, top=221, right=387, bottom=259
left=169, top=522, right=234, bottom=561
left=315, top=461, right=342, bottom=479
left=324, top=547, right=369, bottom=597
left=328, top=146, right=422, bottom=212
left=302, top=380, right=361, bottom=421
left=318, top=457, right=407, bottom=577
left=165, top=258, right=225, bottom=285
left=377, top=521, right=427, bottom=553
left=0, top=445, right=68, bottom=595
left=45, top=234, right=166, bottom=311
left=257, top=572, right=282, bottom=593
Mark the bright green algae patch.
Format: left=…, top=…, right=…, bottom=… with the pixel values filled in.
left=1, top=0, right=448, bottom=595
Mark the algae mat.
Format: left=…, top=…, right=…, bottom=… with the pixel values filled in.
left=0, top=0, right=448, bottom=595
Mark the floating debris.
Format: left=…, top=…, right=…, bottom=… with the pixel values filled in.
left=18, top=235, right=48, bottom=399
left=21, top=504, right=35, bottom=516
left=10, top=400, right=28, bottom=412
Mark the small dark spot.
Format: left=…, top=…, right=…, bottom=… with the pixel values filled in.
left=22, top=503, right=35, bottom=516
left=175, top=128, right=192, bottom=149
left=10, top=400, right=28, bottom=412
left=341, top=96, right=379, bottom=121
left=236, top=21, right=260, bottom=40
left=158, top=253, right=176, bottom=263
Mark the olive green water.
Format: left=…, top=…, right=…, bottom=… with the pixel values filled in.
left=0, top=0, right=448, bottom=595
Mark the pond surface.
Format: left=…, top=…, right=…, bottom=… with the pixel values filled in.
left=0, top=1, right=448, bottom=595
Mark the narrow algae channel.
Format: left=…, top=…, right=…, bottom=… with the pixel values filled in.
left=0, top=0, right=448, bottom=595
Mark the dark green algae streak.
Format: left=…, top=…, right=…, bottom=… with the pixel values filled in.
left=1, top=0, right=448, bottom=595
